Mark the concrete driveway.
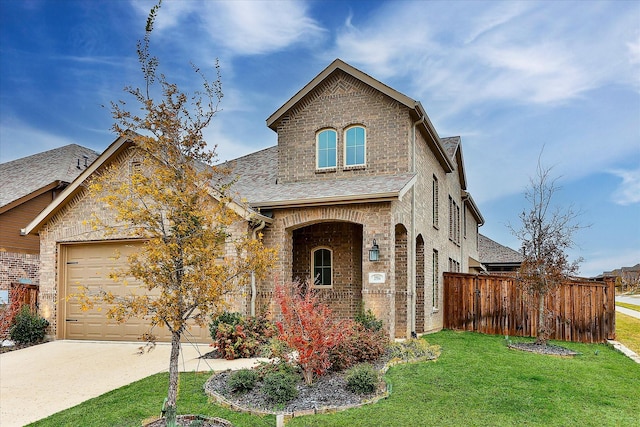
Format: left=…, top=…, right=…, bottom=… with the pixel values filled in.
left=0, top=340, right=261, bottom=427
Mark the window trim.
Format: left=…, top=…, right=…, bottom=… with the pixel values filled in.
left=343, top=125, right=366, bottom=168
left=311, top=246, right=333, bottom=287
left=432, top=175, right=439, bottom=229
left=316, top=128, right=337, bottom=171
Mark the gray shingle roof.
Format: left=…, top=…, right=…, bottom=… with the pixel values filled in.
left=441, top=136, right=460, bottom=160
left=225, top=146, right=416, bottom=207
left=478, top=233, right=523, bottom=264
left=0, top=144, right=100, bottom=208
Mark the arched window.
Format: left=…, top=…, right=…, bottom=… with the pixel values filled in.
left=316, top=129, right=337, bottom=169
left=344, top=125, right=366, bottom=167
left=312, top=247, right=332, bottom=286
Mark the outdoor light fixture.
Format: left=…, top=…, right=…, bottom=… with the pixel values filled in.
left=369, top=239, right=380, bottom=262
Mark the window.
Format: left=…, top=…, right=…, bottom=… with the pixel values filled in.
left=432, top=250, right=439, bottom=309
left=316, top=129, right=337, bottom=169
left=448, top=258, right=460, bottom=272
left=449, top=196, right=461, bottom=245
left=432, top=176, right=439, bottom=228
left=312, top=248, right=332, bottom=286
left=344, top=126, right=366, bottom=167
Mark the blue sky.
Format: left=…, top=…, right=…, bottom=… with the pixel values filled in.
left=1, top=0, right=638, bottom=277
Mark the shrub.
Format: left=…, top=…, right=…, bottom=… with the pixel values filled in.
left=355, top=308, right=383, bottom=332
left=209, top=312, right=243, bottom=339
left=345, top=363, right=379, bottom=394
left=228, top=369, right=258, bottom=393
left=329, top=321, right=389, bottom=371
left=261, top=371, right=299, bottom=404
left=275, top=282, right=348, bottom=384
left=389, top=338, right=441, bottom=363
left=0, top=286, right=29, bottom=339
left=212, top=313, right=275, bottom=360
left=9, top=306, right=49, bottom=344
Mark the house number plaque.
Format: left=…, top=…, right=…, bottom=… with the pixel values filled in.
left=368, top=272, right=386, bottom=284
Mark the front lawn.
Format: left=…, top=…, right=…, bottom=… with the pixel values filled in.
left=29, top=331, right=640, bottom=427
left=616, top=311, right=640, bottom=354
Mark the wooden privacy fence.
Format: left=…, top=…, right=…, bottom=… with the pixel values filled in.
left=443, top=273, right=616, bottom=343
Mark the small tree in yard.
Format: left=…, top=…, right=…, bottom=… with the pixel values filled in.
left=509, top=158, right=584, bottom=346
left=78, top=2, right=276, bottom=425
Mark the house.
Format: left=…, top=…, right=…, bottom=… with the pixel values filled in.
left=24, top=59, right=484, bottom=341
left=0, top=144, right=99, bottom=306
left=478, top=233, right=523, bottom=273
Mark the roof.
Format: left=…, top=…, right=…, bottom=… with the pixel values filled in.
left=478, top=234, right=523, bottom=264
left=226, top=146, right=416, bottom=208
left=0, top=144, right=99, bottom=211
left=266, top=59, right=455, bottom=173
left=23, top=135, right=272, bottom=236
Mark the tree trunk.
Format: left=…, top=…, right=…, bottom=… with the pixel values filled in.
left=535, top=292, right=547, bottom=346
left=166, top=331, right=181, bottom=426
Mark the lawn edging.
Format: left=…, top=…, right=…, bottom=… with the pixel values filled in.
left=607, top=340, right=640, bottom=363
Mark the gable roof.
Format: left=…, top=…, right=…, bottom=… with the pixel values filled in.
left=266, top=59, right=455, bottom=173
left=226, top=145, right=416, bottom=208
left=442, top=136, right=467, bottom=190
left=23, top=135, right=271, bottom=236
left=0, top=144, right=99, bottom=213
left=478, top=234, right=523, bottom=265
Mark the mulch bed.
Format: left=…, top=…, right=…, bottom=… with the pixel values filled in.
left=508, top=342, right=580, bottom=357
left=144, top=415, right=233, bottom=427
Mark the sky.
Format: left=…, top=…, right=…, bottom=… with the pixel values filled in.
left=0, top=0, right=638, bottom=278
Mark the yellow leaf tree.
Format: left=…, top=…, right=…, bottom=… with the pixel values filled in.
left=85, top=2, right=276, bottom=424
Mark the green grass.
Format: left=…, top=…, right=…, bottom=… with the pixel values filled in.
left=30, top=331, right=640, bottom=427
left=616, top=312, right=640, bottom=355
left=616, top=301, right=640, bottom=312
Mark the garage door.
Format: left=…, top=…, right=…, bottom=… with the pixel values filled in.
left=63, top=241, right=211, bottom=342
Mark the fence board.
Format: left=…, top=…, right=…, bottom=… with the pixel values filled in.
left=443, top=273, right=616, bottom=343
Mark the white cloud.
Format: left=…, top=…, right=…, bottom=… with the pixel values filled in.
left=0, top=120, right=78, bottom=163
left=580, top=248, right=640, bottom=278
left=609, top=168, right=640, bottom=205
left=132, top=0, right=325, bottom=57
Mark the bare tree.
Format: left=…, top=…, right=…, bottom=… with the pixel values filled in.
left=509, top=157, right=584, bottom=345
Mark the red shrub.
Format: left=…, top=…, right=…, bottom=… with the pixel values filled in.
left=275, top=282, right=348, bottom=385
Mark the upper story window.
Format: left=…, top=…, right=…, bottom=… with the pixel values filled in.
left=312, top=247, right=332, bottom=286
left=344, top=126, right=366, bottom=167
left=316, top=129, right=337, bottom=170
left=432, top=175, right=439, bottom=228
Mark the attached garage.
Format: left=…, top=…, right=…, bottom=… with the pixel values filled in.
left=60, top=241, right=211, bottom=342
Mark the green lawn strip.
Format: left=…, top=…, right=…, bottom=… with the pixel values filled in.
left=27, top=331, right=640, bottom=427
left=616, top=312, right=640, bottom=355
left=616, top=301, right=640, bottom=312
left=28, top=372, right=274, bottom=427
left=287, top=330, right=640, bottom=427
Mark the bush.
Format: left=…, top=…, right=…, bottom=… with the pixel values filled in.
left=9, top=306, right=49, bottom=344
left=275, top=282, right=348, bottom=384
left=355, top=308, right=383, bottom=332
left=211, top=313, right=275, bottom=360
left=261, top=371, right=299, bottom=404
left=228, top=369, right=258, bottom=393
left=209, top=312, right=243, bottom=339
left=345, top=363, right=379, bottom=394
left=329, top=321, right=388, bottom=371
left=389, top=338, right=441, bottom=362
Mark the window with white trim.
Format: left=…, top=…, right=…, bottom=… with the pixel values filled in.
left=433, top=175, right=439, bottom=228
left=432, top=249, right=439, bottom=309
left=312, top=247, right=332, bottom=286
left=316, top=129, right=337, bottom=169
left=344, top=125, right=366, bottom=167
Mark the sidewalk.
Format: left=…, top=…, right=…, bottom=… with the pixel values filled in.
left=0, top=340, right=262, bottom=427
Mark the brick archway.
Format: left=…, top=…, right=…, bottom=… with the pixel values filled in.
left=394, top=223, right=408, bottom=338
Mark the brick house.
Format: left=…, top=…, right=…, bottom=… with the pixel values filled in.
left=0, top=145, right=99, bottom=306
left=24, top=59, right=483, bottom=341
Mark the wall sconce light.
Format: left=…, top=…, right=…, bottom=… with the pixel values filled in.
left=369, top=239, right=380, bottom=262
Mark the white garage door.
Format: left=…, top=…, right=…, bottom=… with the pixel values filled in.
left=62, top=241, right=211, bottom=342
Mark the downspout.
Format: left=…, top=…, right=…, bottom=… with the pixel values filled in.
left=250, top=220, right=267, bottom=316
left=411, top=113, right=425, bottom=337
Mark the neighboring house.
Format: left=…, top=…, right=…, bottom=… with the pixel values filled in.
left=0, top=144, right=99, bottom=305
left=24, top=59, right=484, bottom=341
left=478, top=233, right=523, bottom=273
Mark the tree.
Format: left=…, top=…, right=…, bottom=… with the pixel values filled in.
left=509, top=157, right=584, bottom=346
left=80, top=2, right=276, bottom=424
